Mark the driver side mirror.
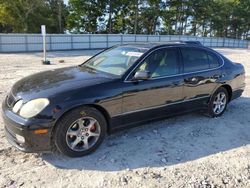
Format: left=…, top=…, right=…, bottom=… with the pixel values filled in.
left=133, top=71, right=150, bottom=81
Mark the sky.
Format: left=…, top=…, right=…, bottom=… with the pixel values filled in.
left=63, top=0, right=68, bottom=5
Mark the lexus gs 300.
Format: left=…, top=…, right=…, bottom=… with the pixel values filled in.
left=2, top=42, right=245, bottom=157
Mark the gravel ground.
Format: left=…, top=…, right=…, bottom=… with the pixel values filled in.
left=0, top=48, right=250, bottom=188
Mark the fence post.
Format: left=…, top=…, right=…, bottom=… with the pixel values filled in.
left=0, top=35, right=2, bottom=52
left=49, top=35, right=52, bottom=51
left=25, top=35, right=28, bottom=52
left=121, top=34, right=123, bottom=44
left=106, top=34, right=109, bottom=48
left=222, top=37, right=225, bottom=47
left=89, top=35, right=91, bottom=49
left=71, top=34, right=73, bottom=50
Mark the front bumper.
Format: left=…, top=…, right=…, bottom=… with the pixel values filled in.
left=2, top=108, right=54, bottom=153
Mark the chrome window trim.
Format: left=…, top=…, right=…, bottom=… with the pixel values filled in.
left=124, top=46, right=225, bottom=83
left=113, top=95, right=209, bottom=117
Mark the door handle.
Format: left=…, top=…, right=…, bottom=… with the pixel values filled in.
left=184, top=77, right=198, bottom=84
left=213, top=74, right=224, bottom=79
left=191, top=77, right=198, bottom=82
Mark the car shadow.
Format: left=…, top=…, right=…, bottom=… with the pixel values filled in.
left=42, top=96, right=250, bottom=171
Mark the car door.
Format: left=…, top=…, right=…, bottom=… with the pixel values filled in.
left=180, top=47, right=223, bottom=109
left=120, top=47, right=184, bottom=125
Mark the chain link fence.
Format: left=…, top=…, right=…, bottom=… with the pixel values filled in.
left=0, top=33, right=249, bottom=53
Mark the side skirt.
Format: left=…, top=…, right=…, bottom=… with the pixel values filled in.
left=108, top=106, right=205, bottom=134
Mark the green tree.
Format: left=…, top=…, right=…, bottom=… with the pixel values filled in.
left=0, top=0, right=48, bottom=32
left=47, top=0, right=69, bottom=33
left=111, top=0, right=132, bottom=33
left=0, top=0, right=249, bottom=39
left=0, top=0, right=68, bottom=33
left=139, top=0, right=165, bottom=34
left=66, top=0, right=106, bottom=33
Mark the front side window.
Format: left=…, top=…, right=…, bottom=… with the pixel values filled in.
left=181, top=47, right=209, bottom=72
left=136, top=48, right=179, bottom=78
left=83, top=46, right=148, bottom=76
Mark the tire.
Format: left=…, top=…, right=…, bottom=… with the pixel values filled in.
left=207, top=87, right=229, bottom=117
left=54, top=107, right=107, bottom=157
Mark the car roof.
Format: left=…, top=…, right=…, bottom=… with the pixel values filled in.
left=120, top=41, right=203, bottom=50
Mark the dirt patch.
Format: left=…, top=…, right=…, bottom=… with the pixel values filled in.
left=0, top=48, right=250, bottom=187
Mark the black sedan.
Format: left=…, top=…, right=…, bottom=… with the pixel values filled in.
left=2, top=42, right=245, bottom=157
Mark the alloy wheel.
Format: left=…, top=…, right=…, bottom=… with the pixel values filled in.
left=212, top=92, right=227, bottom=115
left=66, top=117, right=101, bottom=151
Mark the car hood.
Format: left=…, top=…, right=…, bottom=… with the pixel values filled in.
left=11, top=66, right=114, bottom=100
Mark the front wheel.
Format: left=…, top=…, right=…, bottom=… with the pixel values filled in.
left=54, top=107, right=107, bottom=157
left=207, top=87, right=229, bottom=117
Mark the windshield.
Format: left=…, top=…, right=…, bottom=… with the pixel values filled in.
left=83, top=46, right=148, bottom=76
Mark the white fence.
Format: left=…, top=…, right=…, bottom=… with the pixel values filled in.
left=0, top=34, right=249, bottom=52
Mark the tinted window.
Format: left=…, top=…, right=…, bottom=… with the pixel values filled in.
left=83, top=46, right=148, bottom=76
left=137, top=48, right=179, bottom=78
left=181, top=48, right=209, bottom=72
left=207, top=52, right=221, bottom=68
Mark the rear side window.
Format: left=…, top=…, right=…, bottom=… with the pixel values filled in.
left=181, top=47, right=209, bottom=72
left=207, top=52, right=221, bottom=68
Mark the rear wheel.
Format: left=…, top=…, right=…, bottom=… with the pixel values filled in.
left=54, top=107, right=107, bottom=157
left=207, top=87, right=229, bottom=117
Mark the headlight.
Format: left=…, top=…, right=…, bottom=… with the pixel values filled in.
left=19, top=98, right=50, bottom=118
left=12, top=100, right=23, bottom=113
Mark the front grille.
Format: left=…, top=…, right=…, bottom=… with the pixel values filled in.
left=6, top=93, right=16, bottom=108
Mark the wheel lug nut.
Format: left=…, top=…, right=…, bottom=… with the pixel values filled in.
left=81, top=136, right=84, bottom=139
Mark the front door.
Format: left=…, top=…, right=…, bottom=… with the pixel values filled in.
left=121, top=47, right=184, bottom=125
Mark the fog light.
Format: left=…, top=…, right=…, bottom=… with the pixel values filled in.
left=16, top=134, right=25, bottom=143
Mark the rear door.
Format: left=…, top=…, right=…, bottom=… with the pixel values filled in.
left=180, top=47, right=223, bottom=109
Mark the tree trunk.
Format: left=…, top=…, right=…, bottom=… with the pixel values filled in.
left=184, top=17, right=187, bottom=35
left=134, top=0, right=138, bottom=34
left=108, top=0, right=112, bottom=34
left=153, top=16, right=159, bottom=34
left=58, top=0, right=62, bottom=33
